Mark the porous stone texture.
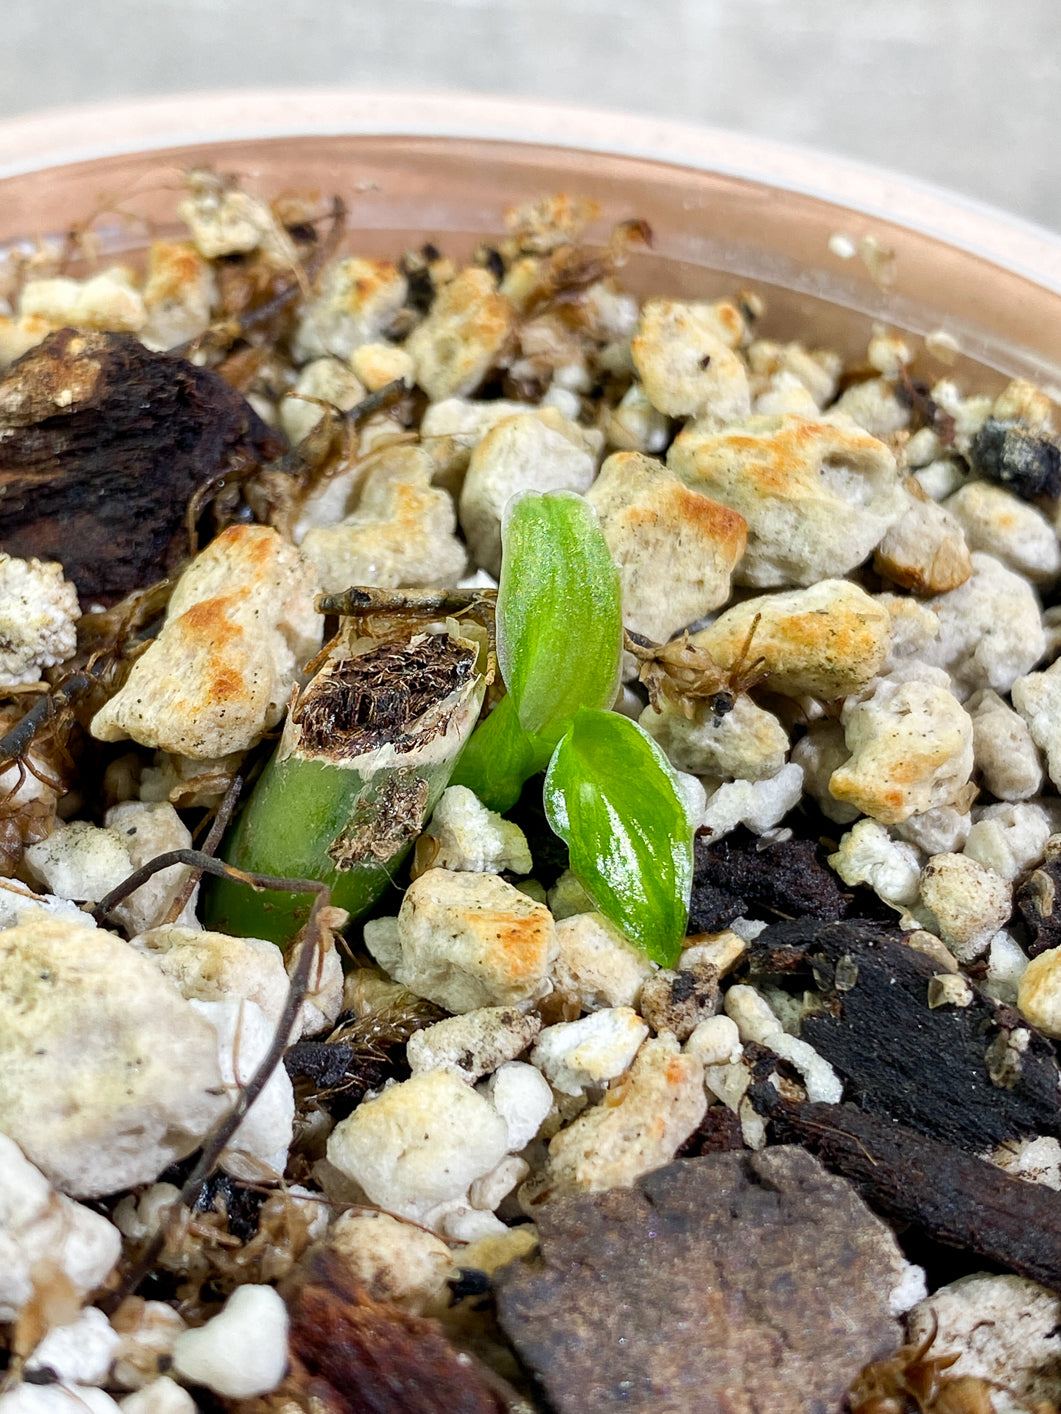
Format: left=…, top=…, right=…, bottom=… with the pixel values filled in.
left=946, top=479, right=1061, bottom=583
left=584, top=450, right=747, bottom=641
left=290, top=256, right=408, bottom=363
left=495, top=1149, right=907, bottom=1414
left=923, top=551, right=1046, bottom=700
left=968, top=687, right=1044, bottom=800
left=324, top=1209, right=455, bottom=1313
left=131, top=924, right=290, bottom=1029
left=829, top=666, right=974, bottom=824
left=667, top=412, right=905, bottom=587
left=693, top=578, right=891, bottom=701
left=1014, top=657, right=1061, bottom=792
left=423, top=785, right=533, bottom=875
left=907, top=1274, right=1061, bottom=1408
left=630, top=298, right=750, bottom=421
left=0, top=1133, right=122, bottom=1321
left=326, top=1069, right=510, bottom=1227
left=639, top=692, right=788, bottom=780
left=872, top=488, right=972, bottom=593
left=520, top=1034, right=705, bottom=1206
left=531, top=1008, right=650, bottom=1096
left=406, top=1005, right=541, bottom=1083
left=171, top=1284, right=290, bottom=1399
left=1018, top=946, right=1061, bottom=1038
left=405, top=266, right=514, bottom=402
left=918, top=852, right=1013, bottom=962
left=366, top=867, right=558, bottom=1014
left=0, top=919, right=226, bottom=1196
left=90, top=524, right=322, bottom=759
left=550, top=911, right=656, bottom=1012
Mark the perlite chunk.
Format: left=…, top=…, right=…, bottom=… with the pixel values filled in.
left=91, top=525, right=322, bottom=759
left=406, top=267, right=514, bottom=401
left=667, top=413, right=905, bottom=587
left=0, top=553, right=80, bottom=689
left=584, top=450, right=747, bottom=642
left=640, top=692, right=788, bottom=780
left=291, top=256, right=408, bottom=362
left=923, top=551, right=1046, bottom=700
left=630, top=298, right=750, bottom=422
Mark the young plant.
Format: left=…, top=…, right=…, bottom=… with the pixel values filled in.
left=203, top=624, right=486, bottom=944
left=452, top=491, right=694, bottom=967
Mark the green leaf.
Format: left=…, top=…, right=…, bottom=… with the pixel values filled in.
left=497, top=491, right=622, bottom=740
left=543, top=707, right=693, bottom=966
left=448, top=692, right=553, bottom=813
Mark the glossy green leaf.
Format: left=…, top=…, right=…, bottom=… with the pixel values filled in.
left=497, top=492, right=622, bottom=740
left=543, top=707, right=693, bottom=966
left=448, top=692, right=554, bottom=813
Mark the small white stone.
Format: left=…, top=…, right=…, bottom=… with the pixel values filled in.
left=326, top=1070, right=510, bottom=1225
left=829, top=819, right=923, bottom=909
left=723, top=985, right=842, bottom=1102
left=27, top=1308, right=121, bottom=1386
left=699, top=763, right=805, bottom=840
left=110, top=1299, right=187, bottom=1392
left=1018, top=946, right=1061, bottom=1038
left=640, top=693, right=788, bottom=781
left=424, top=786, right=533, bottom=875
left=190, top=1000, right=294, bottom=1181
left=685, top=1014, right=742, bottom=1067
left=531, top=1009, right=650, bottom=1096
left=923, top=552, right=1046, bottom=701
left=631, top=298, right=750, bottom=422
left=968, top=687, right=1044, bottom=801
left=119, top=1378, right=196, bottom=1414
left=467, top=1154, right=529, bottom=1212
left=0, top=1387, right=121, bottom=1414
left=407, top=1007, right=541, bottom=1083
left=481, top=1061, right=554, bottom=1151
left=131, top=925, right=288, bottom=1027
left=0, top=554, right=79, bottom=690
left=982, top=930, right=1030, bottom=1008
left=326, top=1209, right=454, bottom=1313
left=992, top=1135, right=1061, bottom=1191
left=946, top=480, right=1061, bottom=584
left=918, top=853, right=1013, bottom=962
left=964, top=801, right=1056, bottom=881
left=1013, top=657, right=1061, bottom=793
left=172, top=1284, right=289, bottom=1399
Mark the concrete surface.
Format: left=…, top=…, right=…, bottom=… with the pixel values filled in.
left=3, top=0, right=1059, bottom=231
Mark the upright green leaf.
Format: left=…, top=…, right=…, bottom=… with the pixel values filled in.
left=497, top=492, right=622, bottom=740
left=543, top=707, right=693, bottom=966
left=448, top=692, right=554, bottom=813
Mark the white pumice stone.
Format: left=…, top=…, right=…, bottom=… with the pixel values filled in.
left=887, top=1263, right=929, bottom=1318
left=1017, top=947, right=1061, bottom=1038
left=922, top=552, right=1047, bottom=700
left=894, top=805, right=972, bottom=857
left=639, top=693, right=788, bottom=780
left=585, top=450, right=747, bottom=642
left=692, top=580, right=891, bottom=701
left=424, top=786, right=533, bottom=874
left=685, top=1014, right=742, bottom=1067
left=26, top=1307, right=121, bottom=1386
left=0, top=881, right=97, bottom=932
left=531, top=1009, right=650, bottom=1096
left=0, top=1387, right=121, bottom=1414
left=982, top=930, right=1030, bottom=1008
left=829, top=666, right=974, bottom=825
left=876, top=593, right=942, bottom=672
left=327, top=1070, right=510, bottom=1225
left=131, top=925, right=289, bottom=1028
left=287, top=937, right=344, bottom=1040
left=918, top=853, right=1013, bottom=963
left=723, top=985, right=842, bottom=1103
left=913, top=457, right=970, bottom=502
left=118, top=1378, right=197, bottom=1414
left=630, top=298, right=750, bottom=421
left=138, top=239, right=217, bottom=353
left=991, top=1135, right=1061, bottom=1190
left=290, top=256, right=408, bottom=362
left=407, top=267, right=514, bottom=402
left=521, top=1035, right=706, bottom=1205
left=967, top=687, right=1044, bottom=800
left=546, top=870, right=595, bottom=922
left=698, top=763, right=805, bottom=840
left=964, top=802, right=1057, bottom=881
left=91, top=525, right=322, bottom=760
left=832, top=376, right=911, bottom=438
left=790, top=723, right=860, bottom=825
left=602, top=381, right=671, bottom=453
left=0, top=553, right=80, bottom=689
left=481, top=1062, right=554, bottom=1152
left=873, top=488, right=972, bottom=595
left=20, top=268, right=146, bottom=333
left=668, top=413, right=905, bottom=587
left=828, top=819, right=923, bottom=909
left=371, top=868, right=558, bottom=1014
left=0, top=919, right=226, bottom=1197
left=945, top=480, right=1061, bottom=584
left=1013, top=657, right=1061, bottom=792
left=459, top=410, right=597, bottom=577
left=171, top=1284, right=289, bottom=1399
left=907, top=1274, right=1061, bottom=1408
left=548, top=910, right=656, bottom=1012
left=746, top=339, right=840, bottom=409
left=189, top=999, right=294, bottom=1181
left=468, top=1154, right=530, bottom=1212
left=0, top=1133, right=122, bottom=1321
left=325, top=1209, right=455, bottom=1313
left=406, top=1007, right=542, bottom=1083
left=279, top=355, right=365, bottom=445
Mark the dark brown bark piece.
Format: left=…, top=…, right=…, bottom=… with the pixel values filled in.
left=746, top=917, right=1061, bottom=1151
left=753, top=1090, right=1061, bottom=1293
left=1016, top=861, right=1061, bottom=956
left=493, top=1149, right=905, bottom=1414
left=0, top=328, right=284, bottom=599
left=283, top=1248, right=514, bottom=1414
left=689, top=826, right=848, bottom=933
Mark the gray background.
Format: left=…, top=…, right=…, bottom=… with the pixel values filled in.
left=4, top=0, right=1058, bottom=231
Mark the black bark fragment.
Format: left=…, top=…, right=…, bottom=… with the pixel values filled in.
left=0, top=328, right=284, bottom=599
left=689, top=826, right=848, bottom=933
left=1016, top=860, right=1061, bottom=957
left=746, top=917, right=1061, bottom=1152
left=753, top=1089, right=1061, bottom=1294
left=969, top=417, right=1061, bottom=500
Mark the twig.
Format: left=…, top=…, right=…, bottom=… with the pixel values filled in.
left=0, top=673, right=92, bottom=772
left=158, top=775, right=244, bottom=926
left=98, top=854, right=331, bottom=1309
left=316, top=586, right=497, bottom=618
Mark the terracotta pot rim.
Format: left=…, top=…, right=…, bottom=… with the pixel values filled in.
left=2, top=87, right=1059, bottom=292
